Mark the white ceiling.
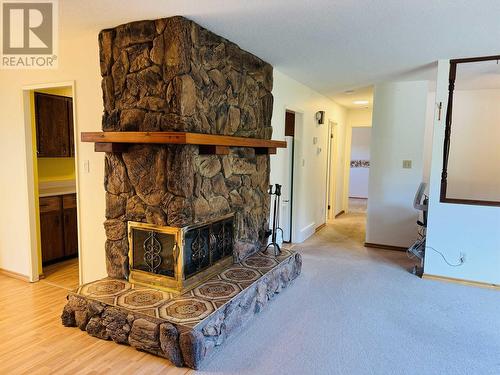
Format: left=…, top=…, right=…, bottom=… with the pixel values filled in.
left=64, top=0, right=500, bottom=100
left=330, top=86, right=374, bottom=109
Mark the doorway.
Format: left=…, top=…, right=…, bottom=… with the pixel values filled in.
left=348, top=127, right=371, bottom=213
left=281, top=110, right=295, bottom=242
left=326, top=121, right=338, bottom=220
left=22, top=82, right=81, bottom=289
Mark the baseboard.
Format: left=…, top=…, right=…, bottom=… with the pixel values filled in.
left=0, top=268, right=30, bottom=282
left=297, top=222, right=316, bottom=243
left=422, top=273, right=500, bottom=291
left=364, top=242, right=407, bottom=252
left=315, top=223, right=326, bottom=233
left=334, top=210, right=345, bottom=218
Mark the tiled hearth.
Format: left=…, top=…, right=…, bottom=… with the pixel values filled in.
left=62, top=248, right=301, bottom=369
left=74, top=248, right=295, bottom=329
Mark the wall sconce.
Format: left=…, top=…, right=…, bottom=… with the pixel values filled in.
left=315, top=111, right=325, bottom=125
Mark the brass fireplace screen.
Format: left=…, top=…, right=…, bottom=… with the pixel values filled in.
left=128, top=214, right=234, bottom=294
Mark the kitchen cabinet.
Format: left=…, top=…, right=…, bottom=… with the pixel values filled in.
left=35, top=92, right=74, bottom=157
left=39, top=194, right=78, bottom=265
left=62, top=194, right=78, bottom=258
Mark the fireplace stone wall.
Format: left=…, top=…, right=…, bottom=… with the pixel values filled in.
left=100, top=16, right=274, bottom=279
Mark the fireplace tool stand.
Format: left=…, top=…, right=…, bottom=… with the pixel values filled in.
left=265, top=184, right=283, bottom=256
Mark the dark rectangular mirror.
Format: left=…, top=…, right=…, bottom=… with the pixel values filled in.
left=441, top=55, right=500, bottom=206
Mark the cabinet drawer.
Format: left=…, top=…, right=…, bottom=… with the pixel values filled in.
left=63, top=194, right=77, bottom=209
left=39, top=196, right=61, bottom=213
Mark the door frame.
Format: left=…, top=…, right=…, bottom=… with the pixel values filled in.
left=281, top=105, right=305, bottom=243
left=326, top=120, right=338, bottom=220
left=22, top=81, right=82, bottom=283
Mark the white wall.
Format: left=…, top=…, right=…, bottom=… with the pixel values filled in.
left=270, top=70, right=347, bottom=242
left=423, top=90, right=436, bottom=184
left=366, top=81, right=429, bottom=247
left=0, top=28, right=105, bottom=282
left=349, top=127, right=371, bottom=198
left=425, top=60, right=500, bottom=285
left=446, top=89, right=500, bottom=202
left=0, top=16, right=348, bottom=282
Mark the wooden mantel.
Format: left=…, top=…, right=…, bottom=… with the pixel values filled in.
left=81, top=131, right=287, bottom=155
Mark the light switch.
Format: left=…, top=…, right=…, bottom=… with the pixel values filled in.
left=402, top=160, right=412, bottom=169
left=84, top=160, right=90, bottom=173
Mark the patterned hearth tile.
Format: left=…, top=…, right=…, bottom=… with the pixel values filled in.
left=261, top=248, right=292, bottom=261
left=93, top=296, right=117, bottom=305
left=213, top=300, right=229, bottom=309
left=193, top=281, right=241, bottom=300
left=159, top=297, right=214, bottom=323
left=80, top=279, right=130, bottom=297
left=221, top=267, right=261, bottom=283
left=242, top=255, right=278, bottom=270
left=133, top=308, right=159, bottom=318
left=75, top=250, right=298, bottom=328
left=180, top=321, right=199, bottom=329
left=117, top=289, right=170, bottom=310
left=236, top=281, right=255, bottom=290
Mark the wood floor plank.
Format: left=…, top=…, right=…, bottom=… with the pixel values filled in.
left=0, top=272, right=190, bottom=375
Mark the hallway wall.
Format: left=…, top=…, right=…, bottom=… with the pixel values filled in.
left=270, top=70, right=348, bottom=243
left=366, top=81, right=429, bottom=248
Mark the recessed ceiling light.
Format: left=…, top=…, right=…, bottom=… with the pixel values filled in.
left=353, top=100, right=369, bottom=105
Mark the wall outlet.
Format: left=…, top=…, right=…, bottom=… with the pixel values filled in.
left=402, top=160, right=412, bottom=169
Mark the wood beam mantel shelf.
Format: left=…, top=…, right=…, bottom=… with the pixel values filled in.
left=81, top=132, right=286, bottom=155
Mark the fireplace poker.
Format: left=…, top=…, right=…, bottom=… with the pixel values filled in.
left=265, top=183, right=282, bottom=256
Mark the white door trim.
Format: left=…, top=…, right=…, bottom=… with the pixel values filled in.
left=22, top=80, right=81, bottom=283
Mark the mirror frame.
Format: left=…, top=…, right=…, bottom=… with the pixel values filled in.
left=440, top=54, right=500, bottom=207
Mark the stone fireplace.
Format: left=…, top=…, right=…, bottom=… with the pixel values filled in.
left=62, top=15, right=302, bottom=369
left=101, top=16, right=275, bottom=281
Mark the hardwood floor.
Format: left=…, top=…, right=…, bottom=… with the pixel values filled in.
left=0, top=272, right=191, bottom=374
left=42, top=258, right=80, bottom=290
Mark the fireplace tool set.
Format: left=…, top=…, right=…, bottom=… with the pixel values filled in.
left=265, top=183, right=283, bottom=255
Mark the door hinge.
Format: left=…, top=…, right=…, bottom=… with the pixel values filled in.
left=328, top=205, right=331, bottom=210
left=437, top=102, right=442, bottom=121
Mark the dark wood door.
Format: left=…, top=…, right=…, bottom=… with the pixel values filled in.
left=39, top=196, right=65, bottom=264
left=62, top=194, right=78, bottom=257
left=35, top=92, right=72, bottom=157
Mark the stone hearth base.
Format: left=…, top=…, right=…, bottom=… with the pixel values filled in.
left=61, top=249, right=302, bottom=369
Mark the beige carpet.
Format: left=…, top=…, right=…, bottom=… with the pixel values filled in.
left=195, top=207, right=500, bottom=374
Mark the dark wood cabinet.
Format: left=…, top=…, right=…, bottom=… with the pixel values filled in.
left=40, top=196, right=65, bottom=264
left=35, top=92, right=74, bottom=158
left=40, top=194, right=78, bottom=265
left=62, top=194, right=78, bottom=257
